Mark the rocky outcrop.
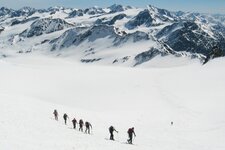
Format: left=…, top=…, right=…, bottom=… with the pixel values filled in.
left=20, top=18, right=74, bottom=38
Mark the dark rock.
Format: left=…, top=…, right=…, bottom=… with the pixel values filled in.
left=125, top=9, right=153, bottom=30
left=134, top=48, right=167, bottom=66
left=156, top=21, right=217, bottom=56
left=20, top=18, right=73, bottom=38
left=11, top=17, right=39, bottom=26
left=81, top=58, right=101, bottom=63
left=68, top=9, right=83, bottom=18
left=108, top=4, right=125, bottom=13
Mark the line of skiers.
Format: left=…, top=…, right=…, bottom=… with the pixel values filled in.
left=109, top=126, right=136, bottom=144
left=53, top=109, right=92, bottom=134
left=53, top=109, right=136, bottom=144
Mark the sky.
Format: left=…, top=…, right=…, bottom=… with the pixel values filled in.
left=0, top=0, right=224, bottom=14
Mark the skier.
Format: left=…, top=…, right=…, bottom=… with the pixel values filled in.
left=127, top=127, right=136, bottom=144
left=63, top=113, right=69, bottom=125
left=53, top=109, right=58, bottom=121
left=109, top=126, right=118, bottom=140
left=79, top=119, right=84, bottom=132
left=85, top=121, right=92, bottom=134
left=72, top=118, right=77, bottom=129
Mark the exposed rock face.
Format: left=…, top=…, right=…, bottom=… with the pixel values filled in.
left=156, top=21, right=221, bottom=56
left=134, top=48, right=167, bottom=66
left=108, top=4, right=126, bottom=13
left=51, top=25, right=150, bottom=50
left=125, top=9, right=153, bottom=29
left=20, top=18, right=74, bottom=38
left=68, top=9, right=84, bottom=18
left=0, top=5, right=224, bottom=65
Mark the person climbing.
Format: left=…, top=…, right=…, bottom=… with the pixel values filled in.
left=127, top=127, right=136, bottom=144
left=79, top=119, right=84, bottom=132
left=109, top=126, right=118, bottom=140
left=63, top=113, right=69, bottom=125
left=85, top=121, right=92, bottom=134
left=53, top=109, right=58, bottom=121
left=72, top=118, right=77, bottom=129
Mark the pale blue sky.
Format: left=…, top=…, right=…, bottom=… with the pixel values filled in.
left=0, top=0, right=224, bottom=14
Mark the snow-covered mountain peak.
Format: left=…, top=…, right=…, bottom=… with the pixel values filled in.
left=19, top=18, right=74, bottom=38
left=19, top=6, right=36, bottom=13
left=0, top=7, right=13, bottom=16
left=48, top=6, right=67, bottom=11
left=0, top=4, right=224, bottom=65
left=147, top=5, right=159, bottom=12
left=108, top=4, right=132, bottom=13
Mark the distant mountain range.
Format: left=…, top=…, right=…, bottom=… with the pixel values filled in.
left=0, top=4, right=224, bottom=65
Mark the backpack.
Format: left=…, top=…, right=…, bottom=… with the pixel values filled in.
left=109, top=126, right=114, bottom=132
left=127, top=128, right=133, bottom=134
left=53, top=110, right=58, bottom=115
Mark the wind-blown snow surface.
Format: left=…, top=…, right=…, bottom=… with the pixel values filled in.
left=0, top=55, right=225, bottom=150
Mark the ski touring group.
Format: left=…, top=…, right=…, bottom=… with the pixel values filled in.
left=53, top=109, right=136, bottom=144
left=54, top=110, right=93, bottom=134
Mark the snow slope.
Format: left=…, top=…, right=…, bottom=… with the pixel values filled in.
left=0, top=55, right=225, bottom=150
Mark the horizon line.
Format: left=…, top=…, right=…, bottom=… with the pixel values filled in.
left=1, top=4, right=225, bottom=15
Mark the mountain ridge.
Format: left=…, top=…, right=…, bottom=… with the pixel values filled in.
left=0, top=4, right=224, bottom=66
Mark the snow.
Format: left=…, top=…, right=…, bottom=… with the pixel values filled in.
left=194, top=19, right=215, bottom=39
left=0, top=5, right=224, bottom=65
left=0, top=5, right=225, bottom=149
left=0, top=54, right=225, bottom=150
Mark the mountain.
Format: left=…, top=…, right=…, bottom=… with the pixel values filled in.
left=156, top=21, right=217, bottom=55
left=20, top=18, right=74, bottom=38
left=125, top=5, right=177, bottom=30
left=0, top=7, right=12, bottom=16
left=125, top=9, right=154, bottom=29
left=68, top=9, right=84, bottom=18
left=67, top=7, right=106, bottom=18
left=95, top=13, right=127, bottom=25
left=84, top=7, right=105, bottom=15
left=51, top=24, right=149, bottom=51
left=0, top=6, right=37, bottom=18
left=108, top=4, right=131, bottom=13
left=0, top=5, right=224, bottom=66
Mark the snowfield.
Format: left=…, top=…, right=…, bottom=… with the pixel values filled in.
left=0, top=55, right=225, bottom=150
